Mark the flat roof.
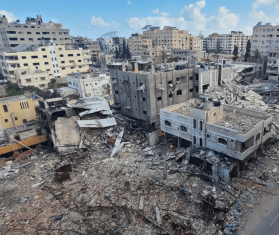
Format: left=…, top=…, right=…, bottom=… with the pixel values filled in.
left=0, top=95, right=30, bottom=103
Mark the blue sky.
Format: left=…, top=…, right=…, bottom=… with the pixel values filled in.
left=1, top=0, right=279, bottom=40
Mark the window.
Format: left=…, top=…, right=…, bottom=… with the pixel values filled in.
left=77, top=54, right=81, bottom=56
left=218, top=138, right=227, bottom=145
left=199, top=121, right=203, bottom=131
left=190, top=88, right=193, bottom=92
left=177, top=90, right=182, bottom=96
left=143, top=111, right=147, bottom=115
left=180, top=125, right=187, bottom=132
left=61, top=61, right=65, bottom=64
left=78, top=60, right=81, bottom=62
left=157, top=96, right=162, bottom=101
left=3, top=105, right=8, bottom=112
left=71, top=67, right=74, bottom=69
left=41, top=48, right=46, bottom=51
left=20, top=38, right=25, bottom=41
left=168, top=81, right=173, bottom=84
left=27, top=32, right=32, bottom=34
left=169, top=93, right=173, bottom=98
left=79, top=66, right=82, bottom=68
left=26, top=79, right=31, bottom=82
left=4, top=119, right=8, bottom=123
left=142, top=97, right=146, bottom=101
left=190, top=76, right=193, bottom=80
left=44, top=62, right=49, bottom=65
left=68, top=54, right=74, bottom=57
left=41, top=77, right=46, bottom=80
left=33, top=63, right=40, bottom=66
left=14, top=117, right=18, bottom=120
left=23, top=63, right=28, bottom=66
left=193, top=119, right=197, bottom=129
left=60, top=54, right=64, bottom=57
left=21, top=56, right=26, bottom=59
left=165, top=120, right=171, bottom=126
left=31, top=56, right=38, bottom=59
left=200, top=138, right=203, bottom=147
left=115, top=90, right=119, bottom=94
left=206, top=133, right=210, bottom=138
left=43, top=55, right=47, bottom=58
left=36, top=32, right=40, bottom=34
left=256, top=133, right=261, bottom=141
left=62, top=67, right=65, bottom=70
left=193, top=136, right=196, bottom=145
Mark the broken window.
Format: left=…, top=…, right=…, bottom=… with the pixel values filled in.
left=200, top=138, right=203, bottom=147
left=115, top=90, right=119, bottom=94
left=142, top=97, right=146, bottom=101
left=143, top=111, right=147, bottom=115
left=4, top=119, right=8, bottom=123
left=3, top=105, right=8, bottom=112
left=165, top=120, right=171, bottom=126
left=190, top=76, right=193, bottom=80
left=169, top=93, right=173, bottom=98
left=195, top=87, right=199, bottom=92
left=180, top=125, right=187, bottom=132
left=193, top=119, right=197, bottom=129
left=177, top=90, right=182, bottom=96
left=168, top=80, right=173, bottom=84
left=193, top=136, right=196, bottom=145
left=157, top=97, right=162, bottom=101
left=218, top=138, right=227, bottom=145
left=190, top=88, right=193, bottom=92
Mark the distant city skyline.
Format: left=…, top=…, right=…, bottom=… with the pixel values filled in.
left=1, top=0, right=279, bottom=40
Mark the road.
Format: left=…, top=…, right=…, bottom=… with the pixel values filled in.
left=250, top=196, right=279, bottom=235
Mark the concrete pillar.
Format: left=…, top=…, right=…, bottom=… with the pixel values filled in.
left=212, top=164, right=218, bottom=183
left=236, top=164, right=240, bottom=177
left=177, top=137, right=181, bottom=149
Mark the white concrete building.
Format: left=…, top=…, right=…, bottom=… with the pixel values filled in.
left=252, top=22, right=279, bottom=56
left=67, top=72, right=111, bottom=98
left=204, top=31, right=251, bottom=54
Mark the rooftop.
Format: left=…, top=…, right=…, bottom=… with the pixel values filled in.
left=0, top=95, right=30, bottom=103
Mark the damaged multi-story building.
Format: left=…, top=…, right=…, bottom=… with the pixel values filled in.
left=110, top=60, right=236, bottom=126
left=0, top=95, right=48, bottom=156
left=160, top=98, right=272, bottom=181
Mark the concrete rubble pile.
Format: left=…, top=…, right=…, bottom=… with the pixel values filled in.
left=1, top=113, right=279, bottom=235
left=203, top=85, right=269, bottom=112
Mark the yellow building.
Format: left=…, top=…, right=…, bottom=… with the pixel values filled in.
left=15, top=69, right=50, bottom=89
left=0, top=95, right=38, bottom=130
left=1, top=44, right=91, bottom=83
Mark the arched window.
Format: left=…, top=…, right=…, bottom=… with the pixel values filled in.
left=256, top=133, right=261, bottom=141
left=180, top=125, right=187, bottom=132
left=218, top=138, right=227, bottom=145
left=193, top=119, right=196, bottom=129
left=165, top=120, right=171, bottom=127
left=193, top=136, right=196, bottom=144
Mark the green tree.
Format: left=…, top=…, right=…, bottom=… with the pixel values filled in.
left=233, top=45, right=239, bottom=61
left=244, top=39, right=251, bottom=62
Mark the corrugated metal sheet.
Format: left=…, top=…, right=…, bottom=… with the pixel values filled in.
left=77, top=118, right=117, bottom=128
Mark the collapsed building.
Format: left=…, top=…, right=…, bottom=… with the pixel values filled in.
left=111, top=60, right=249, bottom=126
left=160, top=98, right=273, bottom=182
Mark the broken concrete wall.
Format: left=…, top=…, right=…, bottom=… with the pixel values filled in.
left=148, top=130, right=158, bottom=146
left=206, top=106, right=223, bottom=124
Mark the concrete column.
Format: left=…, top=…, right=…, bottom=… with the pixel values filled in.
left=177, top=137, right=181, bottom=149
left=236, top=164, right=240, bottom=177
left=212, top=164, right=218, bottom=183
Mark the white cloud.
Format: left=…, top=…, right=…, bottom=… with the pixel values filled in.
left=127, top=1, right=239, bottom=34
left=152, top=8, right=169, bottom=17
left=0, top=10, right=17, bottom=22
left=90, top=16, right=119, bottom=28
left=127, top=1, right=132, bottom=5
left=250, top=0, right=277, bottom=19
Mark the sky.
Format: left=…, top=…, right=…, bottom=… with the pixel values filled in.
left=1, top=0, right=279, bottom=40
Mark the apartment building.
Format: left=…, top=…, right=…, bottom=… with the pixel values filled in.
left=266, top=50, right=279, bottom=81
left=15, top=69, right=50, bottom=89
left=0, top=15, right=73, bottom=52
left=0, top=44, right=91, bottom=82
left=127, top=33, right=153, bottom=56
left=67, top=72, right=110, bottom=98
left=87, top=43, right=101, bottom=62
left=0, top=95, right=39, bottom=130
left=72, top=37, right=93, bottom=49
left=160, top=99, right=272, bottom=161
left=141, top=26, right=190, bottom=51
left=204, top=31, right=251, bottom=54
left=0, top=35, right=8, bottom=79
left=189, top=36, right=203, bottom=52
left=251, top=22, right=279, bottom=56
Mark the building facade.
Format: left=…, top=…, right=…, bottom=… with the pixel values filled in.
left=189, top=36, right=203, bottom=52
left=127, top=34, right=153, bottom=56
left=266, top=50, right=279, bottom=81
left=0, top=95, right=38, bottom=130
left=160, top=99, right=272, bottom=161
left=0, top=15, right=73, bottom=52
left=205, top=31, right=251, bottom=54
left=0, top=44, right=91, bottom=82
left=141, top=26, right=190, bottom=51
left=15, top=69, right=50, bottom=89
left=67, top=72, right=110, bottom=98
left=252, top=22, right=279, bottom=56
